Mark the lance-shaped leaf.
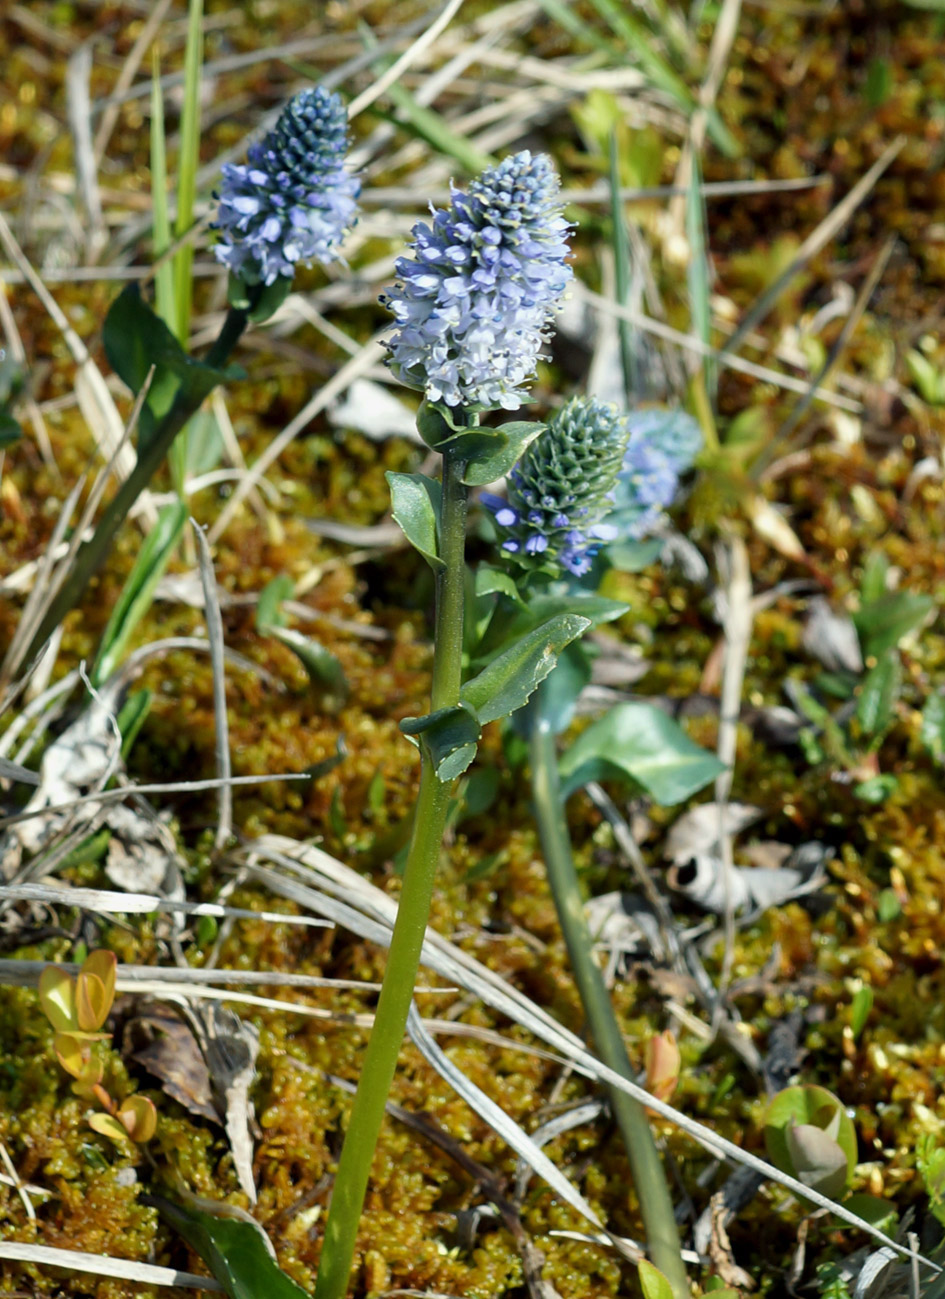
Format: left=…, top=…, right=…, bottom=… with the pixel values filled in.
left=265, top=627, right=349, bottom=713
left=558, top=702, right=725, bottom=803
left=103, top=285, right=240, bottom=450
left=401, top=703, right=482, bottom=782
left=855, top=649, right=900, bottom=742
left=461, top=613, right=591, bottom=725
left=147, top=1196, right=309, bottom=1299
left=386, top=471, right=443, bottom=571
left=92, top=500, right=188, bottom=686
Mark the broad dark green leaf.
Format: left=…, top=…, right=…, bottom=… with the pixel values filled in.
left=387, top=471, right=442, bottom=571
left=462, top=421, right=545, bottom=485
left=268, top=626, right=349, bottom=713
left=103, top=285, right=239, bottom=450
left=401, top=703, right=481, bottom=781
left=91, top=499, right=188, bottom=686
left=147, top=1196, right=309, bottom=1299
left=461, top=613, right=591, bottom=725
left=558, top=702, right=724, bottom=802
left=853, top=590, right=933, bottom=658
left=855, top=650, right=900, bottom=741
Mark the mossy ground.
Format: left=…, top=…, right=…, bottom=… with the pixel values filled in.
left=3, top=2, right=945, bottom=1297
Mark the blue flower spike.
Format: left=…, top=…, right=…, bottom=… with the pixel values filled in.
left=213, top=87, right=359, bottom=314
left=484, top=396, right=630, bottom=576
left=383, top=151, right=573, bottom=412
left=484, top=399, right=704, bottom=577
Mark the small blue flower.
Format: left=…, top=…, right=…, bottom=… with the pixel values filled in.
left=213, top=87, right=359, bottom=288
left=608, top=409, right=703, bottom=539
left=383, top=151, right=572, bottom=411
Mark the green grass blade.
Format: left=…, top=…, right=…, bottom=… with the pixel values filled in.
left=149, top=47, right=175, bottom=332
left=173, top=0, right=203, bottom=345
left=685, top=149, right=715, bottom=399
left=377, top=78, right=494, bottom=175
left=608, top=131, right=636, bottom=402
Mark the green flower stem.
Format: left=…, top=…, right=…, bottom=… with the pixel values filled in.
left=315, top=445, right=469, bottom=1299
left=527, top=682, right=689, bottom=1299
left=22, top=306, right=249, bottom=669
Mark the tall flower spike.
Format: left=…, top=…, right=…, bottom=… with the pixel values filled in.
left=483, top=396, right=630, bottom=576
left=383, top=151, right=572, bottom=411
left=213, top=87, right=359, bottom=288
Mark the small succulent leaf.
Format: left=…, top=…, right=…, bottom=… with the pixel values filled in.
left=80, top=951, right=117, bottom=1015
left=266, top=626, right=350, bottom=713
left=386, top=471, right=443, bottom=571
left=558, top=703, right=725, bottom=803
left=401, top=704, right=482, bottom=782
left=784, top=1120, right=850, bottom=1198
left=644, top=1029, right=681, bottom=1103
left=70, top=1052, right=105, bottom=1096
left=148, top=1195, right=311, bottom=1299
left=92, top=499, right=189, bottom=686
left=88, top=1112, right=133, bottom=1144
left=118, top=1095, right=158, bottom=1142
left=75, top=973, right=110, bottom=1033
left=853, top=590, right=933, bottom=658
left=637, top=1260, right=675, bottom=1299
left=461, top=614, right=592, bottom=726
left=764, top=1084, right=857, bottom=1193
left=54, top=1032, right=90, bottom=1079
left=255, top=575, right=294, bottom=632
left=855, top=650, right=900, bottom=741
left=462, top=421, right=546, bottom=485
left=38, top=966, right=77, bottom=1033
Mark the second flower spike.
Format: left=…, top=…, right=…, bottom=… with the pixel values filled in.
left=213, top=86, right=360, bottom=291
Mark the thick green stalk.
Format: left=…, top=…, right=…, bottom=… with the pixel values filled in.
left=527, top=683, right=689, bottom=1299
left=315, top=448, right=469, bottom=1299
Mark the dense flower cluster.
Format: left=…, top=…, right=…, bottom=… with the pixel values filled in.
left=212, top=87, right=359, bottom=287
left=383, top=151, right=572, bottom=411
left=482, top=397, right=629, bottom=576
left=484, top=402, right=703, bottom=576
left=608, top=408, right=703, bottom=540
